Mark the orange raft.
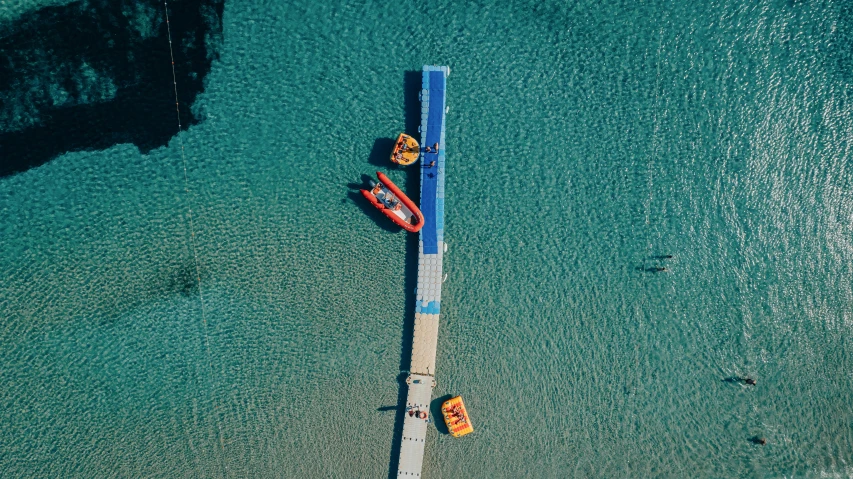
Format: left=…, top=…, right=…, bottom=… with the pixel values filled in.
left=441, top=396, right=474, bottom=438
left=360, top=171, right=424, bottom=233
left=390, top=133, right=420, bottom=166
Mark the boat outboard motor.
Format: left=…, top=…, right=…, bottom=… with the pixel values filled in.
left=368, top=179, right=377, bottom=188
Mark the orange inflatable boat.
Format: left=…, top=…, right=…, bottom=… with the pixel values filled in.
left=360, top=172, right=424, bottom=233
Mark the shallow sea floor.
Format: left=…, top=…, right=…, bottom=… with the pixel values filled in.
left=2, top=0, right=853, bottom=477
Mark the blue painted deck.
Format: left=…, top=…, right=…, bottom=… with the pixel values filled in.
left=419, top=70, right=446, bottom=255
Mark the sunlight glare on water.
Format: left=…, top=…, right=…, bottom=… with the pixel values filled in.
left=1, top=0, right=852, bottom=477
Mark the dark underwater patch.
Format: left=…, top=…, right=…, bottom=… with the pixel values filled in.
left=0, top=0, right=224, bottom=177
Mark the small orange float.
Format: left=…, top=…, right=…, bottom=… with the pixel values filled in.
left=390, top=133, right=420, bottom=166
left=441, top=396, right=473, bottom=438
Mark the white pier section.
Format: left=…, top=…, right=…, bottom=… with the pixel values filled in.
left=397, top=374, right=435, bottom=476
left=411, top=246, right=444, bottom=375
left=396, top=65, right=449, bottom=478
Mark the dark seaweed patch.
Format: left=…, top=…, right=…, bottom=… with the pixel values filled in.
left=0, top=0, right=224, bottom=177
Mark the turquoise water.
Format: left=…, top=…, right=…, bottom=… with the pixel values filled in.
left=2, top=0, right=853, bottom=477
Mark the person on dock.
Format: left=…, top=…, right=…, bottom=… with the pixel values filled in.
left=428, top=160, right=436, bottom=168
left=432, top=142, right=439, bottom=151
left=424, top=146, right=432, bottom=153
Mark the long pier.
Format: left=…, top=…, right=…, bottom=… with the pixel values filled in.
left=396, top=65, right=449, bottom=478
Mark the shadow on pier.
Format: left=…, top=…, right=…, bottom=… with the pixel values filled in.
left=384, top=70, right=424, bottom=479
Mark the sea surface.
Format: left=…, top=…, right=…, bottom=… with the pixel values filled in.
left=2, top=0, right=853, bottom=477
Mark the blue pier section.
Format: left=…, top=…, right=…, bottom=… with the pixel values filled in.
left=419, top=68, right=447, bottom=255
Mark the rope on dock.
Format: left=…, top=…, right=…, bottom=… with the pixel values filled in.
left=163, top=2, right=228, bottom=474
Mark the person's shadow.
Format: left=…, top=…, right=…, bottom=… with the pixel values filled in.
left=722, top=376, right=755, bottom=386
left=635, top=265, right=667, bottom=273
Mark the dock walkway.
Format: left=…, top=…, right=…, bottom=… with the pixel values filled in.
left=396, top=65, right=449, bottom=478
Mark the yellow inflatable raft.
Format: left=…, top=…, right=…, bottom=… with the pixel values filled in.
left=391, top=133, right=420, bottom=166
left=441, top=396, right=473, bottom=438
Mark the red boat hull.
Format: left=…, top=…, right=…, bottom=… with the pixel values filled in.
left=360, top=172, right=424, bottom=233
